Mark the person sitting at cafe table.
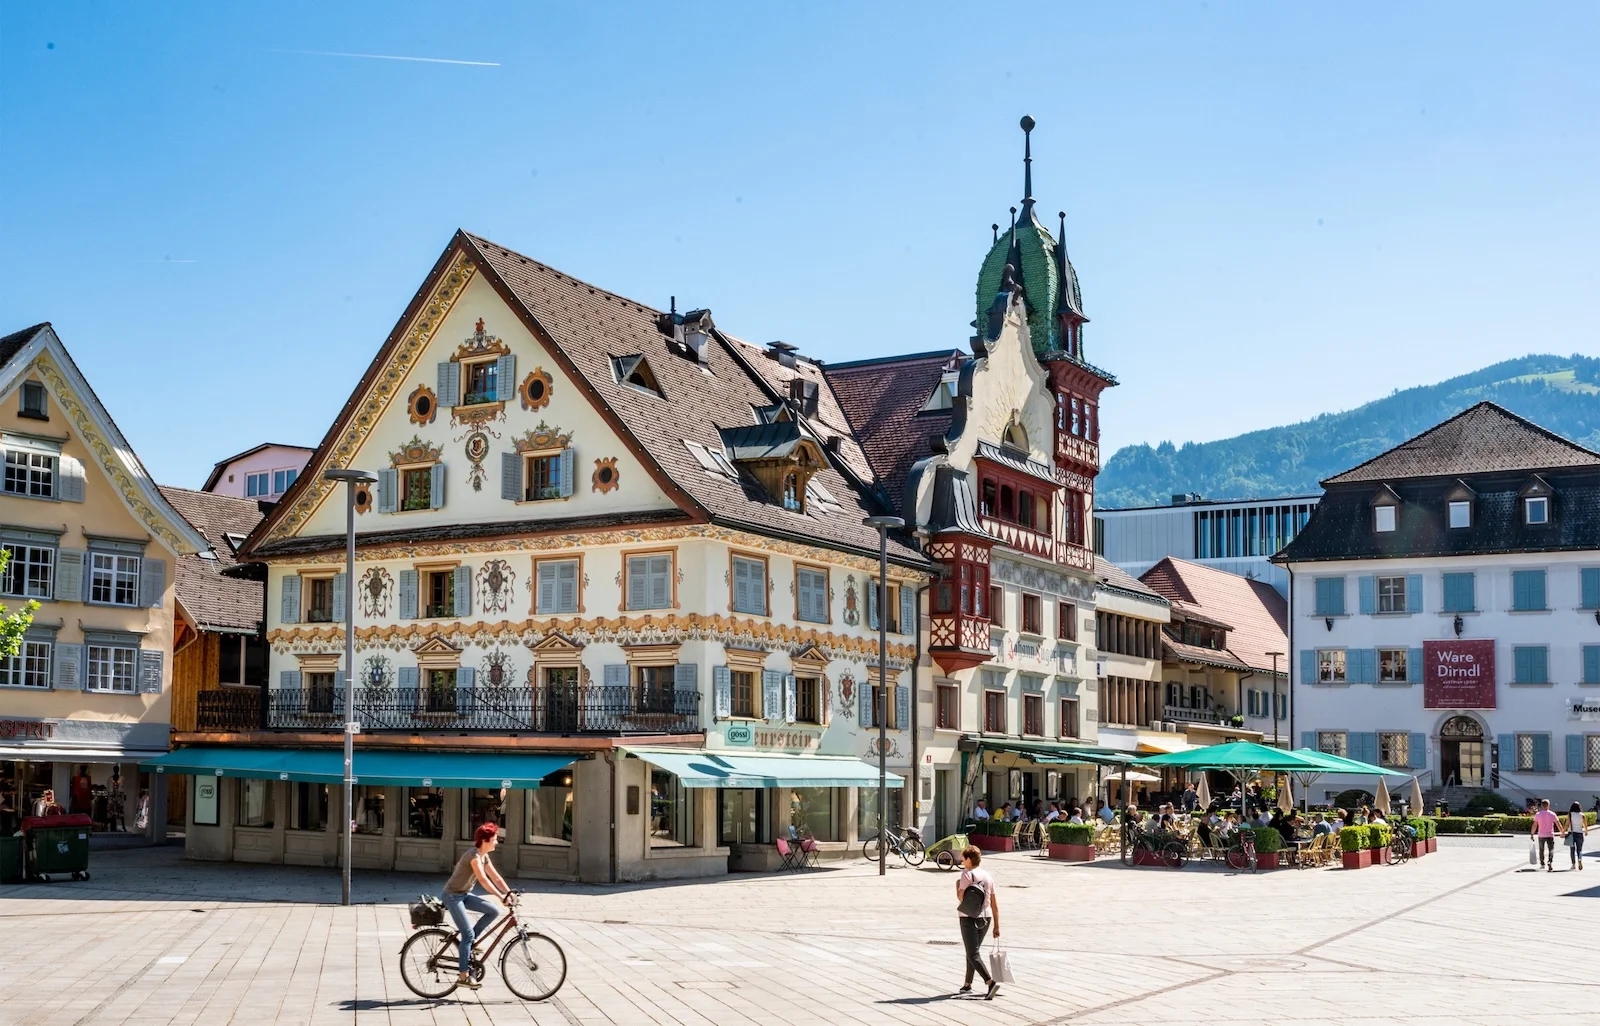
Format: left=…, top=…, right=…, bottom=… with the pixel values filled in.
left=972, top=799, right=991, bottom=821
left=1311, top=812, right=1333, bottom=837
left=1369, top=808, right=1387, bottom=825
left=1068, top=807, right=1084, bottom=825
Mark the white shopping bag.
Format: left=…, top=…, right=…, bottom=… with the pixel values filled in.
left=1529, top=840, right=1538, bottom=866
left=989, top=945, right=1015, bottom=984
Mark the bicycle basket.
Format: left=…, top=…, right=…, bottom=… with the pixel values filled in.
left=409, top=895, right=445, bottom=929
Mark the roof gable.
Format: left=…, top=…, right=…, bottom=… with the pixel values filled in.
left=1139, top=557, right=1286, bottom=675
left=159, top=486, right=265, bottom=632
left=1323, top=401, right=1600, bottom=485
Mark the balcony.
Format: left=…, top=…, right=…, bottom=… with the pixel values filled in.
left=1161, top=704, right=1232, bottom=726
left=979, top=515, right=1054, bottom=560
left=196, top=685, right=701, bottom=735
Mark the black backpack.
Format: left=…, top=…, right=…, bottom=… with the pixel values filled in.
left=409, top=894, right=445, bottom=929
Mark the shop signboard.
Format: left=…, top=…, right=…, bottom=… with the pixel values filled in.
left=1571, top=698, right=1600, bottom=721
left=725, top=724, right=754, bottom=746
left=194, top=779, right=219, bottom=826
left=1422, top=640, right=1496, bottom=709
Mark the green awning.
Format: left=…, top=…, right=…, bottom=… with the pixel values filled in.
left=972, top=737, right=1141, bottom=767
left=1139, top=741, right=1328, bottom=772
left=620, top=746, right=903, bottom=788
left=1289, top=749, right=1410, bottom=779
left=141, top=747, right=574, bottom=789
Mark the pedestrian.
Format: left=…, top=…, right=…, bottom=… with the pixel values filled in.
left=1566, top=801, right=1586, bottom=871
left=442, top=824, right=515, bottom=990
left=954, top=845, right=1001, bottom=1000
left=1181, top=782, right=1198, bottom=813
left=1531, top=799, right=1559, bottom=872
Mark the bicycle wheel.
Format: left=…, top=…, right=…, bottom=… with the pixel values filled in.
left=399, top=929, right=460, bottom=999
left=500, top=930, right=568, bottom=1001
left=862, top=834, right=885, bottom=862
left=934, top=849, right=957, bottom=871
left=1161, top=841, right=1188, bottom=870
left=901, top=837, right=926, bottom=866
left=1390, top=838, right=1411, bottom=864
left=1225, top=847, right=1249, bottom=871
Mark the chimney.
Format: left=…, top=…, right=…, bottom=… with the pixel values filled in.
left=766, top=340, right=798, bottom=369
left=788, top=377, right=819, bottom=415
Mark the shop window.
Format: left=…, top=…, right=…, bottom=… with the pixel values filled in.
left=730, top=670, right=758, bottom=718
left=718, top=788, right=765, bottom=845
left=649, top=769, right=695, bottom=847
left=856, top=785, right=904, bottom=841
left=463, top=788, right=507, bottom=839
left=789, top=787, right=835, bottom=841
left=526, top=768, right=573, bottom=845
left=353, top=785, right=385, bottom=835
left=936, top=684, right=959, bottom=730
left=237, top=779, right=274, bottom=828
left=292, top=782, right=328, bottom=832
left=795, top=676, right=821, bottom=724
left=403, top=787, right=445, bottom=838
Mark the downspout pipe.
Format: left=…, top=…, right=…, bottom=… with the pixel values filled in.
left=607, top=752, right=618, bottom=885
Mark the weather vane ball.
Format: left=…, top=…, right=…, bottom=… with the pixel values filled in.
left=1020, top=114, right=1035, bottom=133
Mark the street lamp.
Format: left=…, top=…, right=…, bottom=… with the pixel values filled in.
left=863, top=514, right=904, bottom=878
left=325, top=467, right=376, bottom=907
left=1266, top=650, right=1283, bottom=748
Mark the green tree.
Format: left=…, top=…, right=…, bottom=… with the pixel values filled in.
left=0, top=550, right=38, bottom=659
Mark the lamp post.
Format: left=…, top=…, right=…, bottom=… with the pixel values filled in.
left=325, top=468, right=376, bottom=907
left=864, top=514, right=904, bottom=878
left=1266, top=650, right=1283, bottom=748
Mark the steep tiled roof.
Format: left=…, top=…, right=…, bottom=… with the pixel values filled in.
left=1323, top=401, right=1600, bottom=485
left=158, top=486, right=266, bottom=632
left=1139, top=557, right=1286, bottom=676
left=0, top=323, right=47, bottom=370
left=458, top=233, right=925, bottom=567
left=725, top=334, right=878, bottom=487
left=1161, top=637, right=1250, bottom=673
left=1095, top=556, right=1166, bottom=603
left=825, top=350, right=964, bottom=514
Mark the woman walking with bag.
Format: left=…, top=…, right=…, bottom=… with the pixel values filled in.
left=1568, top=802, right=1586, bottom=871
left=955, top=845, right=1001, bottom=1000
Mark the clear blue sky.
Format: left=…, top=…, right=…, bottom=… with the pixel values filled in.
left=3, top=3, right=1598, bottom=486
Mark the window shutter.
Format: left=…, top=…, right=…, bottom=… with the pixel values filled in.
left=52, top=643, right=81, bottom=691
left=626, top=557, right=647, bottom=610
left=674, top=663, right=696, bottom=706
left=536, top=562, right=557, bottom=614
left=333, top=671, right=346, bottom=714
left=437, top=362, right=458, bottom=407
left=58, top=455, right=85, bottom=502
left=762, top=669, right=783, bottom=721
left=1586, top=645, right=1600, bottom=685
left=1408, top=732, right=1427, bottom=769
left=732, top=559, right=750, bottom=613
left=750, top=560, right=766, bottom=615
left=895, top=684, right=910, bottom=731
left=1496, top=733, right=1514, bottom=768
left=331, top=573, right=346, bottom=623
left=281, top=669, right=303, bottom=690
left=713, top=665, right=732, bottom=719
left=495, top=353, right=517, bottom=402
left=1514, top=646, right=1532, bottom=683
left=397, top=666, right=418, bottom=690
left=281, top=575, right=301, bottom=624
left=604, top=664, right=628, bottom=689
left=138, top=558, right=166, bottom=608
left=557, top=448, right=575, bottom=498
left=649, top=555, right=671, bottom=609
left=900, top=586, right=915, bottom=637
left=1406, top=574, right=1423, bottom=613
left=377, top=468, right=398, bottom=513
left=1408, top=648, right=1422, bottom=683
left=397, top=570, right=418, bottom=620
left=783, top=673, right=796, bottom=724
left=1362, top=649, right=1379, bottom=684
left=55, top=549, right=84, bottom=603
left=867, top=583, right=879, bottom=630
left=501, top=452, right=522, bottom=501
left=457, top=666, right=475, bottom=715
left=859, top=684, right=872, bottom=726
left=1301, top=731, right=1315, bottom=750
left=821, top=675, right=831, bottom=724
left=430, top=463, right=446, bottom=509
left=1300, top=649, right=1316, bottom=685
left=1353, top=732, right=1378, bottom=766
left=453, top=566, right=472, bottom=616
left=1568, top=734, right=1585, bottom=774
left=1532, top=733, right=1551, bottom=773
left=1585, top=568, right=1600, bottom=610
left=1358, top=576, right=1375, bottom=615
left=556, top=561, right=577, bottom=614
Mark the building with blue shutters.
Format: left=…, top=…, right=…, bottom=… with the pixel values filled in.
left=1277, top=402, right=1600, bottom=809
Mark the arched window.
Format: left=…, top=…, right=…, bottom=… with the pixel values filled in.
left=1004, top=420, right=1028, bottom=450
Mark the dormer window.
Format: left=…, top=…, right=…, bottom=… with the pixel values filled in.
left=1003, top=418, right=1028, bottom=450
left=612, top=355, right=662, bottom=397
left=718, top=419, right=824, bottom=515
left=782, top=473, right=802, bottom=512
left=921, top=374, right=959, bottom=412
left=1525, top=496, right=1549, bottom=525
left=1374, top=505, right=1396, bottom=533
left=1448, top=500, right=1471, bottom=529
left=19, top=381, right=46, bottom=420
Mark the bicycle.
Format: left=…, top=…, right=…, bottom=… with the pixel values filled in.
left=1225, top=830, right=1257, bottom=872
left=1121, top=829, right=1188, bottom=869
left=1389, top=826, right=1416, bottom=865
left=399, top=891, right=567, bottom=1001
left=861, top=825, right=925, bottom=866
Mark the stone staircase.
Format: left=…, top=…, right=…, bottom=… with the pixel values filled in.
left=1420, top=784, right=1492, bottom=815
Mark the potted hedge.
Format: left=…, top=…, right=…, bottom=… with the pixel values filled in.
left=1047, top=822, right=1096, bottom=862
left=1251, top=826, right=1284, bottom=869
left=1426, top=817, right=1438, bottom=853
left=969, top=818, right=1017, bottom=852
left=1339, top=825, right=1371, bottom=869
left=1369, top=823, right=1392, bottom=865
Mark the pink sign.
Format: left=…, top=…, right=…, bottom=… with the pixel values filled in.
left=1423, top=640, right=1496, bottom=709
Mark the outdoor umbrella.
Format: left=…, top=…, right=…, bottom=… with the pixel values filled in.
left=1140, top=742, right=1327, bottom=826
left=1195, top=773, right=1212, bottom=810
left=1375, top=777, right=1392, bottom=815
left=1277, top=776, right=1294, bottom=813
left=1290, top=749, right=1408, bottom=777
left=1410, top=775, right=1426, bottom=814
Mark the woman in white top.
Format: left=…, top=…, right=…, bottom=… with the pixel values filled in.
left=955, top=845, right=1001, bottom=1000
left=1568, top=802, right=1586, bottom=871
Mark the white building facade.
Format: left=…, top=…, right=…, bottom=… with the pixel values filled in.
left=1097, top=494, right=1319, bottom=597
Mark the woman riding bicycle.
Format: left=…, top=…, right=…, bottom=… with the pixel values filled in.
left=443, top=824, right=516, bottom=991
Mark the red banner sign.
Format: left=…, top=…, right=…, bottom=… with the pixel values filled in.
left=1423, top=640, right=1496, bottom=709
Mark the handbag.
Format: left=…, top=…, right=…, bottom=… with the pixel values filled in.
left=989, top=945, right=1015, bottom=984
left=1567, top=834, right=1577, bottom=848
left=957, top=879, right=987, bottom=918
left=1529, top=840, right=1538, bottom=865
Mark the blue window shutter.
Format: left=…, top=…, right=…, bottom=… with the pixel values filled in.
left=281, top=669, right=302, bottom=690
left=53, top=643, right=81, bottom=691
left=1355, top=732, right=1378, bottom=765
left=762, top=669, right=783, bottom=721
left=501, top=452, right=522, bottom=501
left=1584, top=569, right=1600, bottom=610
left=1496, top=734, right=1513, bottom=768
left=54, top=549, right=84, bottom=604
left=557, top=448, right=575, bottom=498
left=331, top=573, right=346, bottom=623
left=896, top=684, right=910, bottom=731
left=859, top=685, right=872, bottom=726
left=1535, top=646, right=1549, bottom=683
left=1532, top=733, right=1551, bottom=773
left=900, top=586, right=916, bottom=637
left=1408, top=732, right=1427, bottom=769
left=456, top=666, right=475, bottom=715
left=57, top=455, right=85, bottom=502
left=750, top=560, right=766, bottom=615
left=1586, top=646, right=1600, bottom=685
left=1568, top=734, right=1585, bottom=773
left=1301, top=731, right=1315, bottom=750
left=139, top=558, right=166, bottom=609
left=397, top=666, right=417, bottom=690
left=1408, top=648, right=1422, bottom=683
left=1513, top=646, right=1529, bottom=683
left=453, top=566, right=472, bottom=617
left=1406, top=574, right=1423, bottom=613
left=430, top=463, right=446, bottom=509
left=1358, top=576, right=1375, bottom=615
left=712, top=665, right=731, bottom=719
left=867, top=583, right=879, bottom=630
left=1354, top=649, right=1372, bottom=684
left=332, top=671, right=346, bottom=712
left=397, top=570, right=418, bottom=620
left=496, top=353, right=516, bottom=402
left=376, top=468, right=398, bottom=513
left=437, top=362, right=458, bottom=407
left=784, top=674, right=797, bottom=724
left=674, top=663, right=696, bottom=709
left=281, top=575, right=301, bottom=624
left=1300, top=649, right=1316, bottom=685
left=732, top=559, right=750, bottom=613
left=603, top=664, right=628, bottom=688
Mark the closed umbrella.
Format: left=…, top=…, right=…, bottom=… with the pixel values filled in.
left=1277, top=775, right=1294, bottom=813
left=1410, top=775, right=1425, bottom=815
left=1195, top=774, right=1212, bottom=810
left=1375, top=777, right=1392, bottom=815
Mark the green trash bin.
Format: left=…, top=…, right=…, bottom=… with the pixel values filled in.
left=0, top=835, right=22, bottom=884
left=25, top=815, right=92, bottom=881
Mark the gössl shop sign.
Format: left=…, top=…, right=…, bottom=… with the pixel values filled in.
left=724, top=723, right=820, bottom=750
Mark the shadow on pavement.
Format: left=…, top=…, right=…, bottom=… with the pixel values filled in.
left=337, top=998, right=453, bottom=1011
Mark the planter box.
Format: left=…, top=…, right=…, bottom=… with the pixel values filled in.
left=1427, top=837, right=1437, bottom=853
left=1342, top=848, right=1372, bottom=869
left=1370, top=846, right=1389, bottom=865
left=1047, top=842, right=1094, bottom=862
left=1411, top=841, right=1425, bottom=859
left=969, top=834, right=1015, bottom=853
left=1256, top=851, right=1280, bottom=869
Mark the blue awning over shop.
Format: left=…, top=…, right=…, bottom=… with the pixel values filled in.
left=620, top=746, right=904, bottom=788
left=141, top=747, right=575, bottom=789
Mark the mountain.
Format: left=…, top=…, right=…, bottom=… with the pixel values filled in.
left=1097, top=354, right=1600, bottom=509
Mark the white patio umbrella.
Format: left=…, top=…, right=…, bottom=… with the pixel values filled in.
left=1375, top=777, right=1392, bottom=815
left=1195, top=773, right=1212, bottom=809
left=1277, top=775, right=1294, bottom=813
left=1410, top=775, right=1425, bottom=815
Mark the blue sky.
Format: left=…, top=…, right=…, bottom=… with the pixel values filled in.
left=3, top=3, right=1598, bottom=486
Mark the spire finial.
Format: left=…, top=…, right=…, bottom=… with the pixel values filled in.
left=1019, top=115, right=1036, bottom=214
left=992, top=223, right=999, bottom=243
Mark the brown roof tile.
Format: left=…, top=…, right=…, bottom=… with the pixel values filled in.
left=825, top=351, right=964, bottom=514
left=1139, top=557, right=1286, bottom=675
left=158, top=486, right=266, bottom=632
left=1323, top=401, right=1600, bottom=485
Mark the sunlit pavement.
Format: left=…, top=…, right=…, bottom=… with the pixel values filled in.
left=0, top=840, right=1590, bottom=1025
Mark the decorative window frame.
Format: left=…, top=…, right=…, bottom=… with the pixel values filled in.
left=529, top=632, right=583, bottom=687
left=792, top=562, right=832, bottom=625
left=530, top=554, right=585, bottom=615
left=621, top=546, right=679, bottom=612
left=727, top=549, right=772, bottom=618
left=413, top=558, right=462, bottom=620
left=723, top=646, right=769, bottom=720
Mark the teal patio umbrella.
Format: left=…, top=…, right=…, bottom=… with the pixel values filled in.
left=1140, top=742, right=1329, bottom=825
left=1286, top=749, right=1408, bottom=813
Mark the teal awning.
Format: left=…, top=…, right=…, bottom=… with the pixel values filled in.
left=620, top=746, right=903, bottom=788
left=972, top=737, right=1141, bottom=768
left=141, top=747, right=574, bottom=789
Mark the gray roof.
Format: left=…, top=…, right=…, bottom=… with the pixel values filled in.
left=1323, top=401, right=1600, bottom=485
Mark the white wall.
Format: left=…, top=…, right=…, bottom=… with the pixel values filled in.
left=209, top=446, right=312, bottom=500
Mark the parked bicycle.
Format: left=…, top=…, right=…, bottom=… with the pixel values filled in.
left=861, top=825, right=925, bottom=865
left=1389, top=823, right=1417, bottom=865
left=1225, top=829, right=1257, bottom=872
left=1121, top=829, right=1188, bottom=869
left=400, top=891, right=567, bottom=1001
